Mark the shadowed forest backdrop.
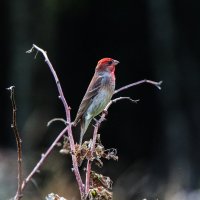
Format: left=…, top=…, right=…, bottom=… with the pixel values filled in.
left=1, top=1, right=200, bottom=200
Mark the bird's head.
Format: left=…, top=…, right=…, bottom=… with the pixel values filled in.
left=96, top=58, right=119, bottom=73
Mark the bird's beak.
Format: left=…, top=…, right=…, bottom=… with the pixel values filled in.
left=113, top=60, right=120, bottom=65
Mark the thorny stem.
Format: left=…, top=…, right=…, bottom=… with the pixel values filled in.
left=85, top=97, right=138, bottom=196
left=114, top=79, right=162, bottom=94
left=21, top=126, right=68, bottom=191
left=7, top=86, right=23, bottom=200
left=26, top=44, right=68, bottom=119
left=26, top=45, right=84, bottom=196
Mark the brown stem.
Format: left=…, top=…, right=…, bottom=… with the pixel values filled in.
left=47, top=118, right=67, bottom=127
left=85, top=125, right=99, bottom=195
left=26, top=44, right=69, bottom=119
left=21, top=126, right=68, bottom=191
left=7, top=86, right=23, bottom=200
left=114, top=79, right=162, bottom=94
left=85, top=97, right=136, bottom=196
left=26, top=44, right=84, bottom=197
left=85, top=160, right=91, bottom=196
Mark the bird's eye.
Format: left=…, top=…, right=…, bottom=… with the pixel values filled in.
left=107, top=61, right=113, bottom=65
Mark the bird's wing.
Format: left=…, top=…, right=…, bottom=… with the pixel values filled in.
left=73, top=74, right=103, bottom=125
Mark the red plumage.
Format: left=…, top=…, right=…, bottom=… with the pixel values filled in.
left=73, top=58, right=119, bottom=144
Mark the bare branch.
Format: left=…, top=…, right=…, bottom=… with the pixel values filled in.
left=26, top=44, right=69, bottom=119
left=111, top=96, right=139, bottom=105
left=114, top=79, right=163, bottom=94
left=26, top=44, right=84, bottom=197
left=47, top=118, right=67, bottom=127
left=21, top=126, right=68, bottom=191
left=7, top=86, right=23, bottom=200
left=85, top=96, right=138, bottom=196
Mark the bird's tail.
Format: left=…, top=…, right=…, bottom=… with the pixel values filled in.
left=79, top=130, right=85, bottom=145
left=79, top=117, right=92, bottom=145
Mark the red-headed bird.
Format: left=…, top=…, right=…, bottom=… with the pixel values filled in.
left=73, top=58, right=119, bottom=144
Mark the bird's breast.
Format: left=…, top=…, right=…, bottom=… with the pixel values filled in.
left=87, top=86, right=114, bottom=117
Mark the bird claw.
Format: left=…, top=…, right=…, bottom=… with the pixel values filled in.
left=71, top=121, right=76, bottom=127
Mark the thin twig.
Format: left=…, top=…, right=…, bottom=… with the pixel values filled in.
left=26, top=44, right=68, bottom=119
left=114, top=79, right=163, bottom=94
left=26, top=44, right=84, bottom=197
left=85, top=96, right=138, bottom=196
left=7, top=86, right=23, bottom=200
left=47, top=118, right=67, bottom=127
left=21, top=126, right=68, bottom=191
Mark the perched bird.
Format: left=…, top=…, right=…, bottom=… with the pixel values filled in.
left=73, top=58, right=119, bottom=144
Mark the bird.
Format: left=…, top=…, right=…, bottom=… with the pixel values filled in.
left=73, top=58, right=119, bottom=145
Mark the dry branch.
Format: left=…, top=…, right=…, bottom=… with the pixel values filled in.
left=7, top=86, right=23, bottom=200
left=21, top=126, right=69, bottom=191
left=26, top=44, right=84, bottom=196
left=85, top=97, right=138, bottom=196
left=114, top=79, right=162, bottom=94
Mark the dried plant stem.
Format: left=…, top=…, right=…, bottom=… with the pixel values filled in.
left=26, top=44, right=68, bottom=118
left=26, top=44, right=84, bottom=197
left=21, top=126, right=68, bottom=191
left=114, top=79, right=162, bottom=94
left=7, top=86, right=23, bottom=200
left=85, top=97, right=138, bottom=196
left=47, top=118, right=67, bottom=127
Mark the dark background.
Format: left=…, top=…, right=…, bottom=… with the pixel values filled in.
left=1, top=1, right=200, bottom=200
